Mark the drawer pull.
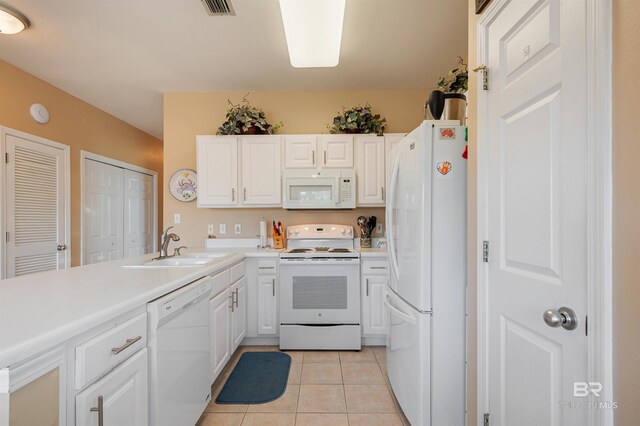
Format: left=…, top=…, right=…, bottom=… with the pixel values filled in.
left=111, top=336, right=141, bottom=355
left=259, top=266, right=275, bottom=270
left=90, top=395, right=104, bottom=426
left=370, top=266, right=387, bottom=270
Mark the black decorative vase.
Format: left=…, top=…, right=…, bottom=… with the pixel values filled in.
left=425, top=90, right=445, bottom=120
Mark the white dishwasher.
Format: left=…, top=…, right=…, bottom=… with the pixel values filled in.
left=147, top=276, right=212, bottom=426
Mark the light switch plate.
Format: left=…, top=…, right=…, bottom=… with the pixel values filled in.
left=174, top=213, right=181, bottom=224
left=234, top=224, right=242, bottom=234
left=219, top=224, right=226, bottom=234
left=376, top=223, right=383, bottom=234
left=207, top=224, right=215, bottom=237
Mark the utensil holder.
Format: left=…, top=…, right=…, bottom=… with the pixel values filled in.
left=273, top=234, right=286, bottom=249
left=360, top=237, right=372, bottom=248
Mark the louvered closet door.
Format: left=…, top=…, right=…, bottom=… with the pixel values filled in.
left=84, top=160, right=124, bottom=264
left=124, top=169, right=153, bottom=257
left=5, top=135, right=68, bottom=277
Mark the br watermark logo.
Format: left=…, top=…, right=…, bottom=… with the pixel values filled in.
left=558, top=382, right=617, bottom=409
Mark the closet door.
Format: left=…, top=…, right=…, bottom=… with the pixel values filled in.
left=5, top=134, right=69, bottom=278
left=124, top=170, right=153, bottom=257
left=84, top=160, right=124, bottom=264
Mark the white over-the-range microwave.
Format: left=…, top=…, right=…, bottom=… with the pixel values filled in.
left=282, top=169, right=356, bottom=209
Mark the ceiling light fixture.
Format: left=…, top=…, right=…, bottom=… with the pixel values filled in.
left=279, top=0, right=346, bottom=68
left=0, top=4, right=30, bottom=35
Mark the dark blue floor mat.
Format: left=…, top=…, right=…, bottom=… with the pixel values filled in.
left=215, top=352, right=292, bottom=404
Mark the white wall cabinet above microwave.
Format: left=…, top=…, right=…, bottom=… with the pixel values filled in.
left=197, top=135, right=281, bottom=208
left=283, top=135, right=353, bottom=169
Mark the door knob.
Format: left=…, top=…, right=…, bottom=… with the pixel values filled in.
left=57, top=244, right=67, bottom=251
left=543, top=307, right=578, bottom=330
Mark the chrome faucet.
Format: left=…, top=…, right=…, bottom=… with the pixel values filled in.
left=155, top=226, right=181, bottom=260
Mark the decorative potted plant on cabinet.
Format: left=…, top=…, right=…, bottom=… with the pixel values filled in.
left=425, top=57, right=468, bottom=122
left=216, top=95, right=282, bottom=135
left=328, top=103, right=387, bottom=136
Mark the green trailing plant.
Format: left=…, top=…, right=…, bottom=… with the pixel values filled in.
left=328, top=104, right=387, bottom=136
left=436, top=56, right=468, bottom=94
left=216, top=95, right=282, bottom=135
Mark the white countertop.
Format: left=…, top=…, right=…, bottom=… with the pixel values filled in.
left=0, top=247, right=282, bottom=368
left=357, top=247, right=389, bottom=257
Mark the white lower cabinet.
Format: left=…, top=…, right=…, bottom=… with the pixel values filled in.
left=257, top=274, right=278, bottom=335
left=231, top=277, right=247, bottom=351
left=361, top=258, right=390, bottom=337
left=75, top=348, right=148, bottom=426
left=210, top=288, right=231, bottom=382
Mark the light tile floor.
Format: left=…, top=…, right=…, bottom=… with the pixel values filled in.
left=196, top=346, right=410, bottom=426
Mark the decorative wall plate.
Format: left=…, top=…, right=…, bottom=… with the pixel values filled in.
left=169, top=169, right=197, bottom=202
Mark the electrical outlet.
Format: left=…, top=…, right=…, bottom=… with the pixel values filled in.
left=376, top=223, right=383, bottom=234
left=234, top=224, right=242, bottom=234
left=174, top=213, right=181, bottom=224
left=219, top=224, right=226, bottom=234
left=207, top=224, right=215, bottom=237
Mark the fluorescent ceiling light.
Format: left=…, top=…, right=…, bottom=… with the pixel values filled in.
left=0, top=4, right=30, bottom=35
left=279, top=0, right=346, bottom=68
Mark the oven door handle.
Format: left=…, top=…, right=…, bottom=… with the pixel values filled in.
left=384, top=295, right=417, bottom=325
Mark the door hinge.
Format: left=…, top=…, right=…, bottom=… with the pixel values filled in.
left=484, top=413, right=490, bottom=426
left=474, top=65, right=489, bottom=90
left=482, top=241, right=490, bottom=263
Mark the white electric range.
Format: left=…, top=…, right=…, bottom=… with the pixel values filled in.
left=279, top=224, right=361, bottom=350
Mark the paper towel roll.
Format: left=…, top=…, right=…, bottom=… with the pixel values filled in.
left=259, top=219, right=267, bottom=247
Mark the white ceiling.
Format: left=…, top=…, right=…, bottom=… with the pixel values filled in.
left=0, top=0, right=468, bottom=139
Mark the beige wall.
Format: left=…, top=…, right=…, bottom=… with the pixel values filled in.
left=612, top=0, right=640, bottom=424
left=163, top=89, right=429, bottom=246
left=8, top=368, right=59, bottom=426
left=468, top=0, right=640, bottom=424
left=0, top=60, right=164, bottom=266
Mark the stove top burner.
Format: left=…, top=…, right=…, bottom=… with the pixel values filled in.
left=314, top=247, right=329, bottom=252
left=288, top=248, right=311, bottom=254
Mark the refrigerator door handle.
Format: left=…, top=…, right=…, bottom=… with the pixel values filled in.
left=384, top=295, right=417, bottom=325
left=386, top=153, right=401, bottom=282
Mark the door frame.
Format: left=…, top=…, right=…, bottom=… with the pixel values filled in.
left=80, top=151, right=158, bottom=265
left=476, top=1, right=613, bottom=425
left=0, top=126, right=71, bottom=279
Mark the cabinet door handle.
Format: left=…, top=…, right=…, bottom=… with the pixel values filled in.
left=234, top=288, right=239, bottom=308
left=312, top=150, right=315, bottom=165
left=111, top=336, right=141, bottom=355
left=272, top=278, right=276, bottom=297
left=243, top=188, right=247, bottom=201
left=381, top=187, right=384, bottom=201
left=232, top=188, right=235, bottom=202
left=90, top=395, right=104, bottom=426
left=366, top=278, right=369, bottom=296
left=324, top=151, right=327, bottom=165
left=229, top=294, right=235, bottom=312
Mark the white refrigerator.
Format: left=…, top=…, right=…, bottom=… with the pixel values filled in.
left=385, top=122, right=467, bottom=426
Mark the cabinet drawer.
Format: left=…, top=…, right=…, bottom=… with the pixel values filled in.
left=361, top=260, right=389, bottom=275
left=75, top=313, right=147, bottom=390
left=257, top=259, right=278, bottom=274
left=230, top=261, right=246, bottom=282
left=210, top=268, right=231, bottom=298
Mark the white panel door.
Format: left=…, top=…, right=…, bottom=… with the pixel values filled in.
left=241, top=136, right=281, bottom=205
left=356, top=135, right=385, bottom=206
left=5, top=134, right=68, bottom=278
left=84, top=160, right=124, bottom=265
left=196, top=136, right=238, bottom=207
left=385, top=134, right=405, bottom=187
left=320, top=135, right=354, bottom=168
left=231, top=277, right=247, bottom=351
left=284, top=135, right=317, bottom=168
left=482, top=0, right=589, bottom=424
left=75, top=348, right=148, bottom=426
left=257, top=275, right=277, bottom=335
left=210, top=289, right=231, bottom=382
left=123, top=170, right=153, bottom=258
left=362, top=275, right=388, bottom=335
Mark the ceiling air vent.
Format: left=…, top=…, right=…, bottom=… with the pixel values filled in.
left=200, top=0, right=236, bottom=16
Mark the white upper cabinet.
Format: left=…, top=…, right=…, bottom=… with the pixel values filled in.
left=355, top=135, right=386, bottom=206
left=196, top=136, right=239, bottom=207
left=385, top=134, right=405, bottom=187
left=319, top=135, right=354, bottom=168
left=284, top=135, right=318, bottom=168
left=241, top=136, right=282, bottom=205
